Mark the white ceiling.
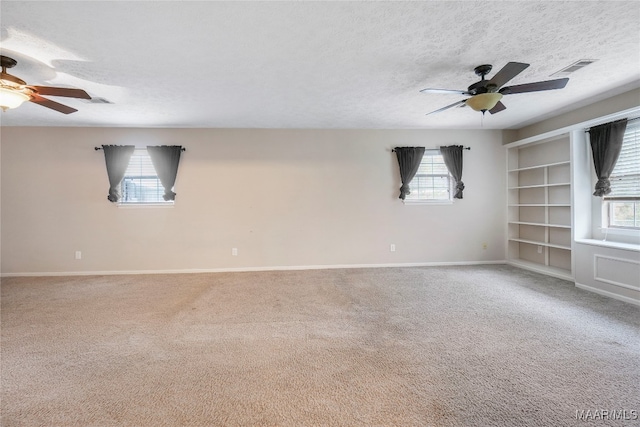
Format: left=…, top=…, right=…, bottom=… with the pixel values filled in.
left=1, top=1, right=639, bottom=129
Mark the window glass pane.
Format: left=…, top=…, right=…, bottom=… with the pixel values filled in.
left=122, top=177, right=164, bottom=203
left=608, top=120, right=640, bottom=199
left=406, top=149, right=451, bottom=201
left=609, top=201, right=639, bottom=228
left=120, top=149, right=169, bottom=204
left=417, top=154, right=448, bottom=175
left=605, top=120, right=639, bottom=228
left=407, top=175, right=450, bottom=200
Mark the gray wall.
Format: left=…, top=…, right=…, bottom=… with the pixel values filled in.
left=1, top=127, right=506, bottom=275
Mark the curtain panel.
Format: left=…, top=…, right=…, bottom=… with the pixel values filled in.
left=101, top=145, right=135, bottom=203
left=147, top=145, right=183, bottom=201
left=589, top=119, right=628, bottom=197
left=440, top=145, right=465, bottom=199
left=394, top=147, right=425, bottom=200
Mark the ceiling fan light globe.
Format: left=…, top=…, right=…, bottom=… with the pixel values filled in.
left=0, top=87, right=30, bottom=111
left=466, top=93, right=503, bottom=112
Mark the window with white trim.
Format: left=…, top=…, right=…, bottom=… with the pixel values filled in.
left=604, top=119, right=640, bottom=229
left=404, top=149, right=452, bottom=202
left=120, top=149, right=171, bottom=205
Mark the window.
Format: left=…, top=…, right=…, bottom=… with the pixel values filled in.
left=120, top=149, right=170, bottom=205
left=404, top=149, right=452, bottom=202
left=607, top=201, right=639, bottom=228
left=605, top=119, right=640, bottom=229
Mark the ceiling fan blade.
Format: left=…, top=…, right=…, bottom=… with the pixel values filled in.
left=500, top=78, right=569, bottom=95
left=426, top=99, right=467, bottom=116
left=488, top=62, right=529, bottom=89
left=29, top=85, right=91, bottom=99
left=29, top=93, right=78, bottom=114
left=489, top=101, right=506, bottom=114
left=420, top=88, right=470, bottom=95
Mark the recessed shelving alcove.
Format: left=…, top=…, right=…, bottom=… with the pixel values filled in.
left=506, top=135, right=573, bottom=280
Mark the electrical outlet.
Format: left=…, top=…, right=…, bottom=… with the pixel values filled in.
left=232, top=248, right=238, bottom=256
left=390, top=244, right=396, bottom=252
left=537, top=246, right=543, bottom=254
left=75, top=251, right=82, bottom=260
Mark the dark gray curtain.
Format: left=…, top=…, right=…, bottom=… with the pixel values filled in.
left=394, top=147, right=425, bottom=200
left=589, top=119, right=628, bottom=196
left=147, top=145, right=183, bottom=201
left=102, top=145, right=135, bottom=202
left=440, top=145, right=465, bottom=199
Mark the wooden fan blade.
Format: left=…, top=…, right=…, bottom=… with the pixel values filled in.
left=426, top=99, right=467, bottom=116
left=29, top=93, right=78, bottom=114
left=489, top=101, right=506, bottom=114
left=29, top=85, right=91, bottom=99
left=420, top=88, right=470, bottom=95
left=488, top=62, right=529, bottom=89
left=500, top=78, right=569, bottom=95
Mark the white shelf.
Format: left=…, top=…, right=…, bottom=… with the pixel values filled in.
left=509, top=238, right=571, bottom=251
left=509, top=204, right=571, bottom=207
left=509, top=221, right=571, bottom=229
left=506, top=137, right=573, bottom=280
left=508, top=160, right=570, bottom=173
left=508, top=182, right=570, bottom=190
left=507, top=259, right=573, bottom=281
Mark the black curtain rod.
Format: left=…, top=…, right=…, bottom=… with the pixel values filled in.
left=585, top=116, right=639, bottom=132
left=392, top=146, right=470, bottom=152
left=430, top=146, right=471, bottom=150
left=95, top=146, right=186, bottom=151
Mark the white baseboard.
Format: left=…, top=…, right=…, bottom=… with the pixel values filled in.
left=0, top=260, right=507, bottom=278
left=575, top=282, right=640, bottom=306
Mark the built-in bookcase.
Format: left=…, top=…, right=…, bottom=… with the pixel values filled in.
left=506, top=136, right=573, bottom=280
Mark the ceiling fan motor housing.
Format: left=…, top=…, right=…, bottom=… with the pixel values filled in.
left=467, top=64, right=498, bottom=95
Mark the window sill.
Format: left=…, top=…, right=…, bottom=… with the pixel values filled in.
left=403, top=199, right=454, bottom=206
left=600, top=227, right=640, bottom=237
left=117, top=202, right=175, bottom=209
left=575, top=238, right=640, bottom=252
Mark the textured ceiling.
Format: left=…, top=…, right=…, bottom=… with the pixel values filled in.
left=1, top=1, right=639, bottom=129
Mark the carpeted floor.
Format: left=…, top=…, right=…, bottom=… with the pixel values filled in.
left=1, top=265, right=639, bottom=426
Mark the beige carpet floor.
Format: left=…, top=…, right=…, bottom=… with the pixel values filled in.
left=1, top=265, right=639, bottom=426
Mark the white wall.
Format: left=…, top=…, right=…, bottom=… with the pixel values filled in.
left=574, top=242, right=640, bottom=306
left=1, top=127, right=506, bottom=275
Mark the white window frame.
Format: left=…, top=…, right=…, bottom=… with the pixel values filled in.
left=403, top=149, right=453, bottom=205
left=602, top=119, right=640, bottom=230
left=117, top=148, right=174, bottom=207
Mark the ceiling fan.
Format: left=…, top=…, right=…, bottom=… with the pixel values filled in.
left=421, top=62, right=569, bottom=116
left=0, top=54, right=91, bottom=114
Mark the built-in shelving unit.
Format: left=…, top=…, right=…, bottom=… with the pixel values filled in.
left=506, top=136, right=573, bottom=280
